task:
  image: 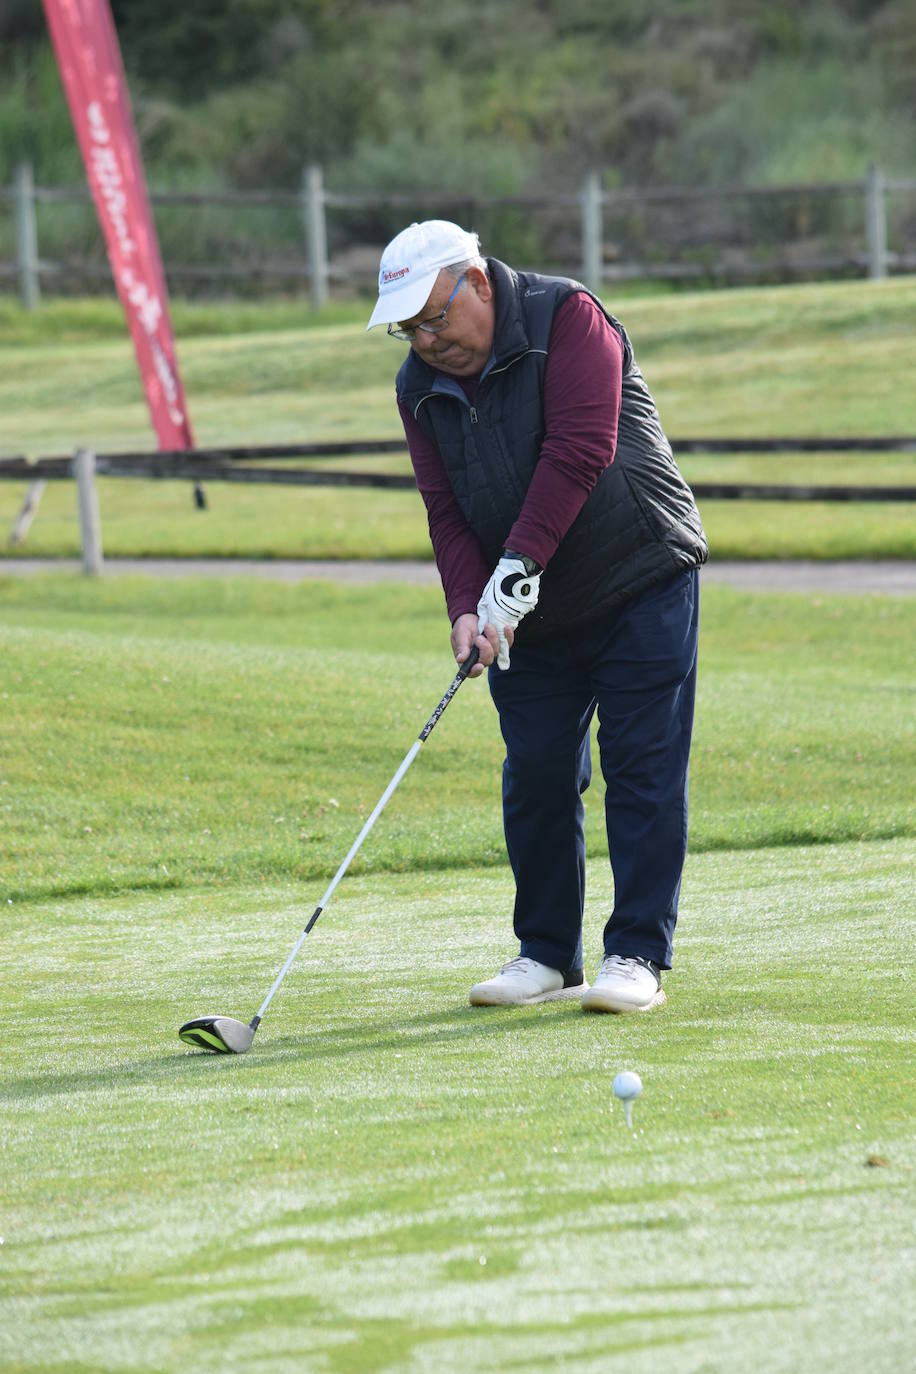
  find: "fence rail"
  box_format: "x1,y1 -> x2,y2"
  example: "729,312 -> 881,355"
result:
1,437 -> 913,502
3,163 -> 915,306
2,436 -> 915,467
3,438 -> 912,573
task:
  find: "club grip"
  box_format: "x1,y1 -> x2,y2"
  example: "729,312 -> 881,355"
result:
457,645 -> 481,679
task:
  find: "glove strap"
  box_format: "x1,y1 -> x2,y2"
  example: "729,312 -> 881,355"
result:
503,549 -> 542,576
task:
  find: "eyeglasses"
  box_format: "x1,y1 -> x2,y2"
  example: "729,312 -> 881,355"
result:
387,274 -> 466,342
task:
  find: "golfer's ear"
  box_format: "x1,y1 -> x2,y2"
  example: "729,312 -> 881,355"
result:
467,265 -> 492,301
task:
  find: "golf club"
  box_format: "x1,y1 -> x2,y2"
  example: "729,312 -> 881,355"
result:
179,646 -> 481,1054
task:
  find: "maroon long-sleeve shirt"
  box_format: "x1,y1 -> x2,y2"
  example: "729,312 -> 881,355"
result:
398,291 -> 624,624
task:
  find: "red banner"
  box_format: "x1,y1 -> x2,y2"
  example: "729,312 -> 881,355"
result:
42,0 -> 193,449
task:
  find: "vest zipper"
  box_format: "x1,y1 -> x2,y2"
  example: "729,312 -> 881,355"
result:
469,406 -> 478,423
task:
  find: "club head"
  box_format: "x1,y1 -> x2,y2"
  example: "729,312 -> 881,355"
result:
178,1015 -> 255,1055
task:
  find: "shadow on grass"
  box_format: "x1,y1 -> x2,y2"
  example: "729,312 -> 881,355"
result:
2,1002 -> 598,1103
32,1287 -> 793,1374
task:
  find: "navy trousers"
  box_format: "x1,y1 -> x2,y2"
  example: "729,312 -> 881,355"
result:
487,569 -> 699,973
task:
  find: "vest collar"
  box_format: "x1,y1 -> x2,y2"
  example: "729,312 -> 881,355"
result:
486,258 -> 531,368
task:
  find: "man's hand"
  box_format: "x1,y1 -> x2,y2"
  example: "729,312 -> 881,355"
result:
477,555 -> 541,671
451,613 -> 499,678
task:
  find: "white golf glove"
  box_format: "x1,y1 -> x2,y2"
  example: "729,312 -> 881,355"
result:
477,554 -> 541,670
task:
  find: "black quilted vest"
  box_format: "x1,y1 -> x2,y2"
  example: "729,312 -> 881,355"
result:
396,258 -> 708,641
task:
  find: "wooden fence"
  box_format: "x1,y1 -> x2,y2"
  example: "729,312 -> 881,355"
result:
1,436 -> 913,572
3,164 -> 916,308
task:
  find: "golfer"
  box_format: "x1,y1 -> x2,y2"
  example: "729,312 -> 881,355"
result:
368,221 -> 707,1013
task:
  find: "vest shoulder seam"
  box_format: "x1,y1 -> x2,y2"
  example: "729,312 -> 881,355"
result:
487,348 -> 548,378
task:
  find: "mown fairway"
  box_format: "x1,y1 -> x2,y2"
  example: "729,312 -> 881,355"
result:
1,275 -> 915,560
1,577 -> 913,901
1,575 -> 914,1372
3,847 -> 913,1374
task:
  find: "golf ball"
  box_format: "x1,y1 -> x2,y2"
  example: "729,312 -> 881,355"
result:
613,1071 -> 643,1102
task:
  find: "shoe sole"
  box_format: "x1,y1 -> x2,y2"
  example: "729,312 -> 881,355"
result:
581,987 -> 667,1014
469,983 -> 589,1007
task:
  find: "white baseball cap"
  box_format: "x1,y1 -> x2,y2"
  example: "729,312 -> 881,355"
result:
366,220 -> 481,331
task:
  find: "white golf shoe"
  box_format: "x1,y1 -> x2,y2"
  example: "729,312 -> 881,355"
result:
581,955 -> 666,1013
469,957 -> 588,1007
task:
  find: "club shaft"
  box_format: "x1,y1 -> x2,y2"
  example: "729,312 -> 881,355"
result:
254,920 -> 313,1022
254,649 -> 479,1023
255,739 -> 421,1019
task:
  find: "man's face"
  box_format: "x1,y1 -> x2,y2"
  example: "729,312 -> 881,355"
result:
401,267 -> 495,377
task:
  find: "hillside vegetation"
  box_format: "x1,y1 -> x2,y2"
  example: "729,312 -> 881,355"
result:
2,2 -> 914,198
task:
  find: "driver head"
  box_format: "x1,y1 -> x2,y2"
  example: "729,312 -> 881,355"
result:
178,1016 -> 255,1054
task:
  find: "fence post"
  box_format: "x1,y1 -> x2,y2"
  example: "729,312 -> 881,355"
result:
581,171 -> 603,296
75,447 -> 103,575
15,162 -> 41,310
865,163 -> 888,280
9,479 -> 46,547
301,163 -> 329,309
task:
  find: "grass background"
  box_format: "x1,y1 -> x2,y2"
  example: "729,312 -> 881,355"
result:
1,275 -> 915,560
1,273 -> 915,1370
2,836 -> 914,1372
1,577 -> 913,905
2,575 -> 915,1371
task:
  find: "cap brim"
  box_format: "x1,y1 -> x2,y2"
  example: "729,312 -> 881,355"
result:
366,267 -> 440,331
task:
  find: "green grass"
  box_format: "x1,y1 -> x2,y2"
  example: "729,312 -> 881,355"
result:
0,294 -> 373,346
1,275 -> 914,559
0,476 -> 433,561
1,577 -> 913,905
2,478 -> 915,561
1,575 -> 914,1371
2,845 -> 913,1373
